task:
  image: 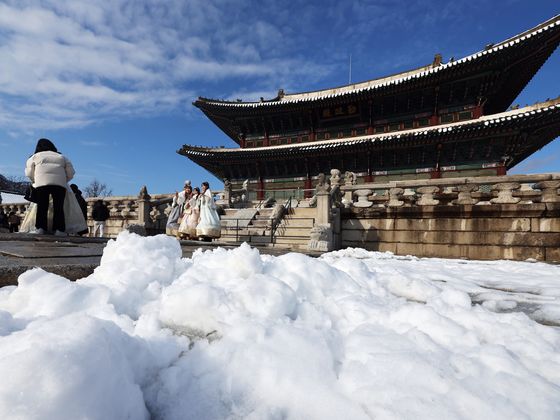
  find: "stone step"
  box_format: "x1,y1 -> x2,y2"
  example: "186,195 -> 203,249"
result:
278,218 -> 314,228
221,226 -> 266,236
291,207 -> 317,217
272,237 -> 310,246
256,209 -> 274,216
273,227 -> 312,237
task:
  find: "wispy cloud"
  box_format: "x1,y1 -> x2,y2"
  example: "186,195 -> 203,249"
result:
79,140 -> 104,147
511,152 -> 560,173
0,0 -> 534,135
0,0 -> 329,132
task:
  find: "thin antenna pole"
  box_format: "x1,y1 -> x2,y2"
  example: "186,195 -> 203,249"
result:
349,54 -> 352,84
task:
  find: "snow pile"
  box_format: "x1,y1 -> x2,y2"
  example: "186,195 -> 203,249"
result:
1,233 -> 560,419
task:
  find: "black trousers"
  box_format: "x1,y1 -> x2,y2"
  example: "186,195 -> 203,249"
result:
36,185 -> 66,232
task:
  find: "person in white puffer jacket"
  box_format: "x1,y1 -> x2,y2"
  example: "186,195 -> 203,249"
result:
25,138 -> 75,235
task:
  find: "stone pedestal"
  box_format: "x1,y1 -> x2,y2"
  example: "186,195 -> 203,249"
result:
534,181 -> 560,203
308,224 -> 334,252
491,183 -> 521,204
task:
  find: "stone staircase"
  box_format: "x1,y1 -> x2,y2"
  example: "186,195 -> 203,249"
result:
220,206 -> 316,250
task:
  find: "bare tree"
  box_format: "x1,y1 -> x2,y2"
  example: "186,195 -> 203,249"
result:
0,174 -> 29,194
5,175 -> 27,184
84,179 -> 113,198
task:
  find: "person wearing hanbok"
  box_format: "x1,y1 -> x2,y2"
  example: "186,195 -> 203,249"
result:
167,180 -> 191,233
19,186 -> 88,234
25,138 -> 75,235
176,186 -> 193,239
196,182 -> 221,240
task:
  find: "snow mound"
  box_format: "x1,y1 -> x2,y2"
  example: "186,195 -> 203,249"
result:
0,232 -> 559,419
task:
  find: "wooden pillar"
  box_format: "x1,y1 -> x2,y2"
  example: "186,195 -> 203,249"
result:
368,100 -> 373,134
472,104 -> 483,119
365,151 -> 373,182
304,178 -> 313,198
262,117 -> 269,146
430,86 -> 440,125
257,177 -> 265,200
430,169 -> 442,179
309,111 -> 315,141
497,164 -> 507,176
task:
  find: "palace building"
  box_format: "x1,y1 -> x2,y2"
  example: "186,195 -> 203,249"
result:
179,15 -> 560,199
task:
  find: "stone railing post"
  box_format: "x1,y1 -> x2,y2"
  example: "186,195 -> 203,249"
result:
534,180 -> 560,203
416,186 -> 440,206
223,178 -> 232,208
316,190 -> 332,225
490,182 -> 521,204
454,184 -> 479,205
137,186 -> 152,226
308,174 -> 336,252
353,189 -> 373,207
387,188 -> 405,207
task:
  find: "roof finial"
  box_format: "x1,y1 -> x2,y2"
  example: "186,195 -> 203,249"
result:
433,53 -> 442,67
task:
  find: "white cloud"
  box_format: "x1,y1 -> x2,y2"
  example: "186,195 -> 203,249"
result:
0,0 -> 534,134
0,0 -> 328,132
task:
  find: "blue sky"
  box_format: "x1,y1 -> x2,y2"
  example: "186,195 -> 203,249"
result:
0,0 -> 559,195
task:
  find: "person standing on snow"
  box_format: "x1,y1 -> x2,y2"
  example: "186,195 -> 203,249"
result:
25,138 -> 75,236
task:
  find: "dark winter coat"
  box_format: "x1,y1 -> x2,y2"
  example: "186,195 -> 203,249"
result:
74,191 -> 88,220
8,213 -> 20,226
92,202 -> 110,222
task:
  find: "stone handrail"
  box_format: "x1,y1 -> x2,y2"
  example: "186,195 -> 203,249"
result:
339,173 -> 560,208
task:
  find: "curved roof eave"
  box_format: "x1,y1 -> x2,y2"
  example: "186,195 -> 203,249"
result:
194,14 -> 560,109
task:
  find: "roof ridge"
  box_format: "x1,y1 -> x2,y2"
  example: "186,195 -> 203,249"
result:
195,14 -> 560,107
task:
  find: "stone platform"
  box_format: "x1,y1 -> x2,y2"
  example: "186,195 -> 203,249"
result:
0,233 -> 318,287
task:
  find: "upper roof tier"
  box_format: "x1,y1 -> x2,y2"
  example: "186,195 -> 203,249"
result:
194,14 -> 560,112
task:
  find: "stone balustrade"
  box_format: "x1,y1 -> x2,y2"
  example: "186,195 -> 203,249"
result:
308,171 -> 560,262
340,173 -> 560,208
0,187 -> 192,237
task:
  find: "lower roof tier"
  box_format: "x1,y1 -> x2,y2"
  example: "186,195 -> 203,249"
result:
179,99 -> 560,181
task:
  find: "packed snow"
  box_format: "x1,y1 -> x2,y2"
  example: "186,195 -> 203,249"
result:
0,232 -> 559,419
0,192 -> 26,204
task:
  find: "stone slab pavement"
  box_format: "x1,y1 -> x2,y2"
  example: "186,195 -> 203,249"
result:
0,233 -> 319,287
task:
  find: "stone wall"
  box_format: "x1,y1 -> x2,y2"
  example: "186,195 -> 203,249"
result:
339,173 -> 560,262
342,204 -> 560,262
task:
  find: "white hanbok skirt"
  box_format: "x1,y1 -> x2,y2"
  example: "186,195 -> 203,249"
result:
196,196 -> 221,238
20,185 -> 88,234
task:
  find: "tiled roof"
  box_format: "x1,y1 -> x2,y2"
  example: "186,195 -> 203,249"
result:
195,15 -> 560,108
180,99 -> 560,157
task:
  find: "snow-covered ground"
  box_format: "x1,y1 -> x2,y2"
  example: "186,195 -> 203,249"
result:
0,232 -> 559,419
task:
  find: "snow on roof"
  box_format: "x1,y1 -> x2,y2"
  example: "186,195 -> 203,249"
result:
182,99 -> 560,156
0,192 -> 26,204
197,15 -> 560,108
